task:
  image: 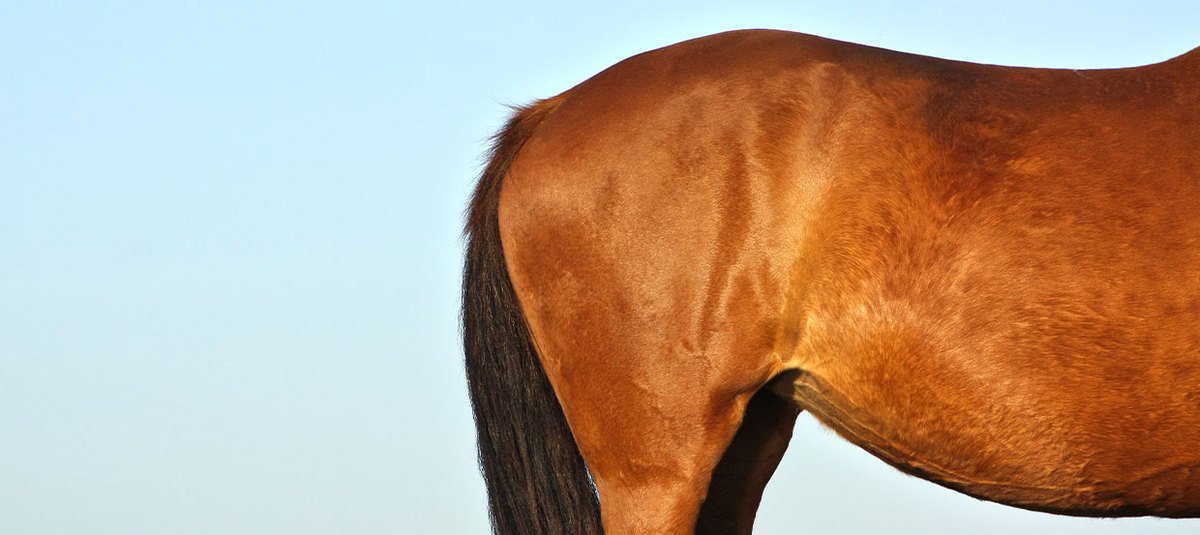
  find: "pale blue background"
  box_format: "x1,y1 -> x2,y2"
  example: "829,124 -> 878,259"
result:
3,1 -> 1199,533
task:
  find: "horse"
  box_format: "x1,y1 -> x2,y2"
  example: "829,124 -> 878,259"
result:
462,29 -> 1200,534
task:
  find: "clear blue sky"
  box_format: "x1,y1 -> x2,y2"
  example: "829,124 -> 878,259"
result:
2,1 -> 1198,533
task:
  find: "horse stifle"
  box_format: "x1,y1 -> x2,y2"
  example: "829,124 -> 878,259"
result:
462,30 -> 1200,534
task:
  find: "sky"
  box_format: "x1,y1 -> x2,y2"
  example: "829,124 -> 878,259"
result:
2,1 -> 1198,533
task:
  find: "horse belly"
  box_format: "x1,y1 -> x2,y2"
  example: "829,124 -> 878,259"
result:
775,339 -> 1200,517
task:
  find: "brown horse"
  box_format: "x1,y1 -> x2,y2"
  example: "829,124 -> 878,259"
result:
463,30 -> 1200,534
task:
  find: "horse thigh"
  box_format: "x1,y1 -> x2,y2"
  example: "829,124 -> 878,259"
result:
504,222 -> 785,532
499,124 -> 792,531
538,334 -> 774,534
508,277 -> 780,532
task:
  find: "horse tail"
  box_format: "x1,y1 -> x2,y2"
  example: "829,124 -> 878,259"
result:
462,97 -> 604,535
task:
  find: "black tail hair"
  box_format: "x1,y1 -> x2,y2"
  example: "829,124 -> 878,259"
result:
462,97 -> 604,534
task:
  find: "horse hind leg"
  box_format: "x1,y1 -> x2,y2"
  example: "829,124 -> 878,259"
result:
549,363 -> 778,534
534,344 -> 795,534
696,376 -> 802,534
509,300 -> 786,532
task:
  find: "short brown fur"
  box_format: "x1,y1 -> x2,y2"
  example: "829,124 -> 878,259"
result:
467,30 -> 1200,533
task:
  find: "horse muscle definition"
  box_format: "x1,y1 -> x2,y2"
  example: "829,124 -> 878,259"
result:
463,30 -> 1200,534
